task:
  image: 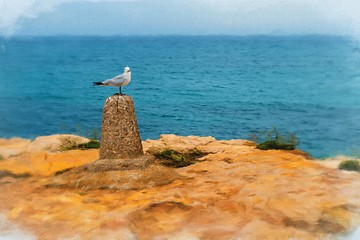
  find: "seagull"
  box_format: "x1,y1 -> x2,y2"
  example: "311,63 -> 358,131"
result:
93,66 -> 131,95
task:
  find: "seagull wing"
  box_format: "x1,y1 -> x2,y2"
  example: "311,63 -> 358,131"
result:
102,73 -> 126,86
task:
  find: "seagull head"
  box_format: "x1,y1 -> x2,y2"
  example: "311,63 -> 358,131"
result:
124,66 -> 131,73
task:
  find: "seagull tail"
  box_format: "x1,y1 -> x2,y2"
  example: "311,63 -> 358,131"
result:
93,82 -> 104,86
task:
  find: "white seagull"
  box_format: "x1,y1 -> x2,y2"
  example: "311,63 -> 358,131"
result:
93,66 -> 131,95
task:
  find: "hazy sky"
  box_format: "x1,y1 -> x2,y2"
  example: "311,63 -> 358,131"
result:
0,0 -> 360,37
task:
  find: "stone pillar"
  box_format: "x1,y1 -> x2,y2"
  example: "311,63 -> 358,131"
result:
99,95 -> 143,159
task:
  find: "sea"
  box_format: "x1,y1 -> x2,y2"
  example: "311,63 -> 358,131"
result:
0,35 -> 359,158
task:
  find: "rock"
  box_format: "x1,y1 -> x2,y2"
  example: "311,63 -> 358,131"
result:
143,134 -> 216,153
239,219 -> 317,240
317,205 -> 352,233
0,170 -> 31,179
45,95 -> 174,191
79,156 -> 155,172
47,156 -> 181,191
0,138 -> 31,158
0,149 -> 99,176
26,134 -> 90,152
100,95 -> 143,159
127,201 -> 193,238
0,134 -> 360,239
0,135 -> 97,177
318,155 -> 360,170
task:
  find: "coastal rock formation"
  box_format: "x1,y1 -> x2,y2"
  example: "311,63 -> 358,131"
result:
0,134 -> 92,158
47,156 -> 181,191
0,134 -> 99,176
0,138 -> 31,158
143,134 -> 217,153
0,149 -> 99,177
41,95 -> 182,191
100,95 -> 143,159
0,135 -> 359,239
26,134 -> 90,152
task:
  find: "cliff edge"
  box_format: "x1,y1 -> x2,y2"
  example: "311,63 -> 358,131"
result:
0,134 -> 359,239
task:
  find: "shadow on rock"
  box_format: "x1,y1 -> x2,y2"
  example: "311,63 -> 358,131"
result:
45,155 -> 181,191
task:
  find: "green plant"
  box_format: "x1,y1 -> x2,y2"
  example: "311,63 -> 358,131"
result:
153,148 -> 206,168
59,137 -> 100,151
154,149 -> 194,168
77,140 -> 100,149
338,160 -> 360,172
253,127 -> 297,150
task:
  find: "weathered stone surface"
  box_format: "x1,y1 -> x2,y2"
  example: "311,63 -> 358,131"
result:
143,134 -> 216,153
48,164 -> 181,191
0,149 -> 99,176
318,155 -> 360,170
0,135 -> 90,158
79,155 -> 155,172
100,95 -> 143,159
0,134 -> 359,239
27,134 -> 90,152
0,138 -> 31,158
46,155 -> 181,191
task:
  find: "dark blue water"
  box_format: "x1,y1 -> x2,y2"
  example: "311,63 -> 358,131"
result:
0,36 -> 359,158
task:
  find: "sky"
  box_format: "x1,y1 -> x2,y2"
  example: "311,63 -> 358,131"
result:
0,0 -> 360,37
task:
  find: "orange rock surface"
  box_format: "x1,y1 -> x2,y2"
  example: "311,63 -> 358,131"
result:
0,134 -> 359,239
0,134 -> 99,176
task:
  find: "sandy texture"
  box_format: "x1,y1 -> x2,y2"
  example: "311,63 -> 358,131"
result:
100,95 -> 143,159
0,134 -> 359,239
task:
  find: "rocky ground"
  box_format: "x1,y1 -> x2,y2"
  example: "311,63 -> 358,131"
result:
0,134 -> 359,239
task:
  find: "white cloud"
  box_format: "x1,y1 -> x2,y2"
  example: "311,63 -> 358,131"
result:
309,0 -> 360,36
0,0 -> 360,37
195,0 -> 360,37
0,0 -> 63,36
0,0 -> 136,36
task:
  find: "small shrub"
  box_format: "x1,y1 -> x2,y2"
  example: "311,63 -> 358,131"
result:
190,148 -> 204,157
59,137 -> 100,151
153,148 -> 206,168
76,140 -> 100,149
338,160 -> 360,172
154,149 -> 194,168
253,127 -> 297,151
0,154 -> 4,160
257,140 -> 296,150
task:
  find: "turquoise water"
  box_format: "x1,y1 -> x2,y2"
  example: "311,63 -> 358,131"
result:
0,36 -> 359,158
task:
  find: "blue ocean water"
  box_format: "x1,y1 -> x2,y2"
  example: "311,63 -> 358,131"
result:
0,36 -> 359,158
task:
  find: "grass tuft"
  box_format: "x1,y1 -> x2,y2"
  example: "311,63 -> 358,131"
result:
257,140 -> 296,150
60,137 -> 100,151
252,127 -> 297,151
153,148 -> 206,168
76,140 -> 100,150
338,160 -> 360,172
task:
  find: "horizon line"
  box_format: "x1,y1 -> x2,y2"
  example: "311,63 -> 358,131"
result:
0,33 -> 353,40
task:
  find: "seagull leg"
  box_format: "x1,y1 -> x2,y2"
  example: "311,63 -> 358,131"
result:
119,87 -> 122,95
